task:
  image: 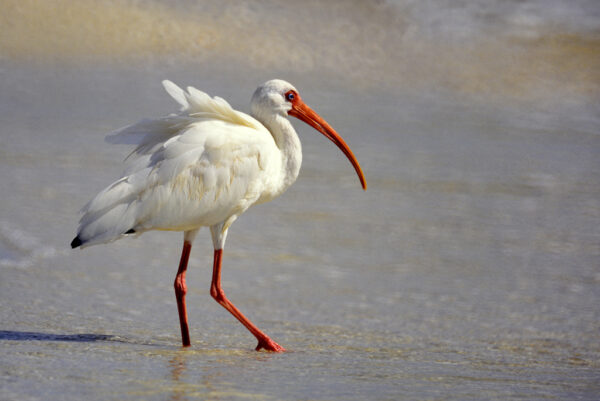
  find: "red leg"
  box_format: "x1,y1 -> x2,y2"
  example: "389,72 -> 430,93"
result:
210,249 -> 285,352
174,240 -> 192,347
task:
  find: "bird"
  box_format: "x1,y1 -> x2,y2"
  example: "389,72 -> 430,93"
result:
71,79 -> 366,352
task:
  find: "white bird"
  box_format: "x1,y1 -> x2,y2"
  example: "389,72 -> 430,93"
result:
71,79 -> 366,352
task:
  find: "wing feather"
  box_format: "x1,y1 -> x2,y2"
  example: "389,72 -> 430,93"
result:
106,81 -> 264,167
163,79 -> 189,109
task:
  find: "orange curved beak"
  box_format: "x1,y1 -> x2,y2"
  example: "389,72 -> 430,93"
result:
289,97 -> 367,190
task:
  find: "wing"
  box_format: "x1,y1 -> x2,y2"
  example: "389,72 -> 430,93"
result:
106,80 -> 266,175
75,82 -> 280,247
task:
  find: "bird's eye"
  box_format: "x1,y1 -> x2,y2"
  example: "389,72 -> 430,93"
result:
286,92 -> 295,101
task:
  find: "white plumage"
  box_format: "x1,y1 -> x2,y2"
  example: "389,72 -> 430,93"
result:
75,80 -> 287,248
71,79 -> 366,351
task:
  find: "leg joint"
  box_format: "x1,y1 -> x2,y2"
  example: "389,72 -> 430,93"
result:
210,285 -> 225,303
174,277 -> 187,297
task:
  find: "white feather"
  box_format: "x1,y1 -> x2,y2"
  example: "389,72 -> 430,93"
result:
162,79 -> 189,110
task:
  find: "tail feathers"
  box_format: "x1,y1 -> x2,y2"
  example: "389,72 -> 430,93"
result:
71,171 -> 146,249
71,236 -> 82,249
72,173 -> 145,249
71,227 -> 137,249
71,223 -> 141,249
75,201 -> 139,247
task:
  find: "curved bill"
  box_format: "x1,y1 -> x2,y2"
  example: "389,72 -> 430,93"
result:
289,97 -> 367,190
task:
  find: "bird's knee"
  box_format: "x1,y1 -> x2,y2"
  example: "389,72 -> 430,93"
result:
174,278 -> 187,297
210,285 -> 225,303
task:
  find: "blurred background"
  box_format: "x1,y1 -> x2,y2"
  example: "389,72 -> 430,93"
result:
1,1 -> 599,400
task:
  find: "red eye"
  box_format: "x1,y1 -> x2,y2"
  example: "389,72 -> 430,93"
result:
286,91 -> 295,101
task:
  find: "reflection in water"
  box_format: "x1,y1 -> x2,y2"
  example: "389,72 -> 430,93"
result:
168,352 -> 187,401
164,349 -> 278,400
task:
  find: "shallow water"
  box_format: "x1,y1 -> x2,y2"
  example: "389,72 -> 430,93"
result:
1,1 -> 599,400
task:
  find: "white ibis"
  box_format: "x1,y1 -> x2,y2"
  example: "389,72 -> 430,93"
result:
71,79 -> 366,352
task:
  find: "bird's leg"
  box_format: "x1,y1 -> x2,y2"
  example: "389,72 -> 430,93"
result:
210,249 -> 285,352
174,240 -> 192,347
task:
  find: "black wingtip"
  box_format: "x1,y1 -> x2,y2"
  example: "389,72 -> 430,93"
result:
70,236 -> 82,249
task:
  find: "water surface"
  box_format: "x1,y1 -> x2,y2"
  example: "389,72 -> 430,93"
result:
1,1 -> 599,400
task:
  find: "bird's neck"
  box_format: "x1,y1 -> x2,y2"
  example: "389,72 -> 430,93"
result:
260,114 -> 303,192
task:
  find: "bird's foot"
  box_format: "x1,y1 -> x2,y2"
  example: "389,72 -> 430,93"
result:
255,337 -> 286,352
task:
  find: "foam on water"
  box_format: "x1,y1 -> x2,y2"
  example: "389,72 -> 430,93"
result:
0,221 -> 58,269
1,0 -> 598,103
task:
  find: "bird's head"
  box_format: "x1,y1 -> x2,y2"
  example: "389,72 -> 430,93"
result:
252,79 -> 367,191
251,79 -> 298,117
